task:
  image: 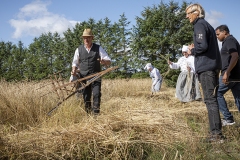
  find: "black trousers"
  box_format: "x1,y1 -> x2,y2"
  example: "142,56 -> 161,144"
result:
199,70 -> 222,135
83,80 -> 101,113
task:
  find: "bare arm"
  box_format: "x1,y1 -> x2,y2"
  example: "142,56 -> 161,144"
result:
71,48 -> 79,75
71,66 -> 78,75
100,59 -> 111,67
99,46 -> 111,67
223,52 -> 239,84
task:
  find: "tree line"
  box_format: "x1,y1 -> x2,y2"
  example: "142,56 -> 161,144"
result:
0,1 -> 193,87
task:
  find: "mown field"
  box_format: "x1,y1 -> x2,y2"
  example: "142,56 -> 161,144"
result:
0,78 -> 239,159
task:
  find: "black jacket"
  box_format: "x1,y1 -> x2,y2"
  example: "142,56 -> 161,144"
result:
191,18 -> 221,74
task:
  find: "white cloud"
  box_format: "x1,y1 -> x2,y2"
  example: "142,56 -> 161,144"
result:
205,10 -> 224,29
9,0 -> 79,39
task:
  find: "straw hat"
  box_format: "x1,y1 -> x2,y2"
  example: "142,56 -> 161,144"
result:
82,29 -> 94,37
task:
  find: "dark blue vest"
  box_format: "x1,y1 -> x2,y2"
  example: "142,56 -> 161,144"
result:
78,43 -> 101,77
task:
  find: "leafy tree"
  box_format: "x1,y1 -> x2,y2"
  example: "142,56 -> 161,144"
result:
112,13 -> 132,74
25,32 -> 62,80
11,41 -> 27,80
94,18 -> 117,71
0,42 -> 8,79
110,23 -> 121,68
51,32 -> 69,76
0,41 -> 27,81
63,24 -> 83,77
131,0 -> 193,86
101,18 -> 117,64
0,0 -> 194,83
0,42 -> 13,80
95,18 -> 115,54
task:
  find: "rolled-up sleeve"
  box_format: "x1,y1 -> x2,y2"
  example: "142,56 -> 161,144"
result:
72,48 -> 79,67
170,58 -> 181,69
170,63 -> 179,69
99,46 -> 111,61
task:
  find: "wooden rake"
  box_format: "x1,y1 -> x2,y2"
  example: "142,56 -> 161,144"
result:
44,66 -> 119,116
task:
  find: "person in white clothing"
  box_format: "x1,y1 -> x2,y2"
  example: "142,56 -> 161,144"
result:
168,45 -> 202,102
144,63 -> 162,92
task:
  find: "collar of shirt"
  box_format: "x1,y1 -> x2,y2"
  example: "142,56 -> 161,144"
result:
84,44 -> 93,53
192,17 -> 202,25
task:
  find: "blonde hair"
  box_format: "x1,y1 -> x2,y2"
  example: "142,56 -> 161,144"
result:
186,3 -> 205,18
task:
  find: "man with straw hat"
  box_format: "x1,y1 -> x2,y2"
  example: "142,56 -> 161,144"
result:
71,28 -> 111,115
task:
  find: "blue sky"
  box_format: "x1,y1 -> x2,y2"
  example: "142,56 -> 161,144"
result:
0,0 -> 239,47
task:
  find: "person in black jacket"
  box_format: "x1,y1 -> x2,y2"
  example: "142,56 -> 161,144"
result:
215,25 -> 240,126
71,29 -> 111,115
185,4 -> 224,143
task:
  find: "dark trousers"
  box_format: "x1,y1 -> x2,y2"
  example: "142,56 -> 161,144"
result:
217,76 -> 240,120
83,80 -> 102,113
199,71 -> 222,135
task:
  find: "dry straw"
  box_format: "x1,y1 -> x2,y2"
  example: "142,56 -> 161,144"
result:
0,79 -> 239,159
